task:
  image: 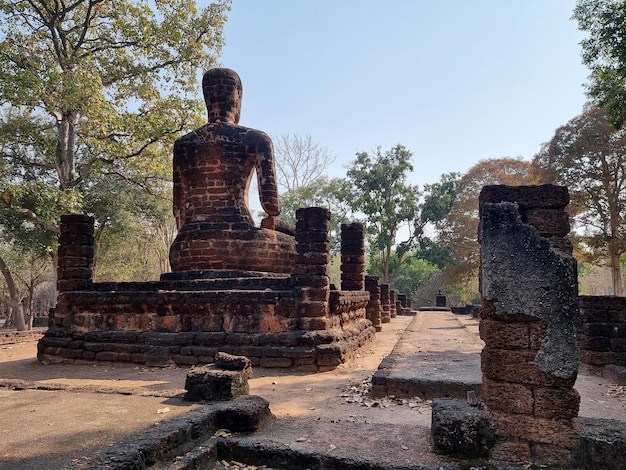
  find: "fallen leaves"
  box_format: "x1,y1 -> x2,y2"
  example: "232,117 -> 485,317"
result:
605,384 -> 626,410
339,376 -> 431,413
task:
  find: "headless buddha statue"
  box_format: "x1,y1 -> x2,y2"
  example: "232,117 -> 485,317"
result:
169,68 -> 296,273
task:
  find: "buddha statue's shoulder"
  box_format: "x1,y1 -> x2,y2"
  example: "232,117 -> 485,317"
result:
175,122 -> 249,147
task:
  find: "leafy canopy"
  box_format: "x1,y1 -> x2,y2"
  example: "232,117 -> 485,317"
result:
0,0 -> 230,235
574,0 -> 626,128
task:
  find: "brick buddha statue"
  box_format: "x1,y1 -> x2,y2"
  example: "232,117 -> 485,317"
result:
169,68 -> 296,273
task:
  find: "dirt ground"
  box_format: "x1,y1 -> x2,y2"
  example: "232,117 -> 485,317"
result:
1,314 -> 625,469
0,317 -> 418,469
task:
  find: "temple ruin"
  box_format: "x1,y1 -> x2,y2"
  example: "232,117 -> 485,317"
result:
37,68 -> 381,370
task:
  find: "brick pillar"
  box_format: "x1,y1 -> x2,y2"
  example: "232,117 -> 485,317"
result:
380,283 -> 391,323
54,215 -> 95,328
479,185 -> 579,465
340,223 -> 365,290
365,275 -> 382,332
58,215 -> 95,292
292,207 -> 331,330
388,289 -> 396,320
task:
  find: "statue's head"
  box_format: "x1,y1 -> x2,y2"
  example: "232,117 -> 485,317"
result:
202,68 -> 243,124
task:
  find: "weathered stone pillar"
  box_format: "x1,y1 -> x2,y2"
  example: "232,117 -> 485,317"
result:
380,283 -> 391,324
479,185 -> 579,465
365,275 -> 382,332
292,207 -> 331,330
54,214 -> 95,328
340,223 -> 365,291
388,289 -> 397,320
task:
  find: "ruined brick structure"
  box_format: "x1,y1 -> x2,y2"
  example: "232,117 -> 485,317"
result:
365,276 -> 382,332
389,289 -> 397,319
479,185 -> 580,464
38,68 -> 375,370
340,223 -> 365,290
380,283 -> 391,323
579,295 -> 626,380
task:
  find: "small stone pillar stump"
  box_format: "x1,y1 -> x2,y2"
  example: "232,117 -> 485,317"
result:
340,223 -> 365,291
479,185 -> 579,465
185,352 -> 252,401
365,275 -> 382,332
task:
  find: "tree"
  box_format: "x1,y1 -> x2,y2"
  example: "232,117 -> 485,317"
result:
343,145 -> 419,284
533,107 -> 626,295
0,1 -> 229,329
343,145 -> 457,284
82,174 -> 175,281
440,158 -> 537,284
573,0 -> 626,128
273,133 -> 336,193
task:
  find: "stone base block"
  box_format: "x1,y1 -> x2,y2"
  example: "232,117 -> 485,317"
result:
216,395 -> 274,433
431,398 -> 495,458
572,417 -> 626,470
185,364 -> 250,402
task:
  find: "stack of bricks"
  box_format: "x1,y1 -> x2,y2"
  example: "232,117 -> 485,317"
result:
479,185 -> 579,465
292,207 -> 331,330
389,289 -> 397,319
380,283 -> 391,323
579,296 -> 626,373
365,275 -> 382,332
340,223 -> 365,291
57,214 -> 95,293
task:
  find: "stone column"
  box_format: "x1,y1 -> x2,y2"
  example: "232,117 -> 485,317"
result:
340,223 -> 365,291
389,289 -> 397,320
57,215 -> 95,292
479,185 -> 579,465
292,207 -> 331,330
380,283 -> 391,324
55,214 -> 95,328
365,275 -> 382,332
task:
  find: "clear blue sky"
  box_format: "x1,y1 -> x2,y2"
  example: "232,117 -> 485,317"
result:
216,0 -> 588,189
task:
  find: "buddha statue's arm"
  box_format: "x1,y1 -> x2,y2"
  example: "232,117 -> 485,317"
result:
172,140 -> 185,229
250,131 -> 281,217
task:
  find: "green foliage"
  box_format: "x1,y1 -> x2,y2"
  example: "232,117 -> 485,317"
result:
82,175 -> 175,281
420,172 -> 460,230
344,145 -> 419,254
0,0 -> 229,286
368,251 -> 439,299
342,146 -> 457,284
0,0 -> 229,236
574,0 -> 626,128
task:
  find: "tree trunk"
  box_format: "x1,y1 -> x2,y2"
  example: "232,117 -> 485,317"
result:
608,239 -> 623,296
55,111 -> 78,189
0,255 -> 26,331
